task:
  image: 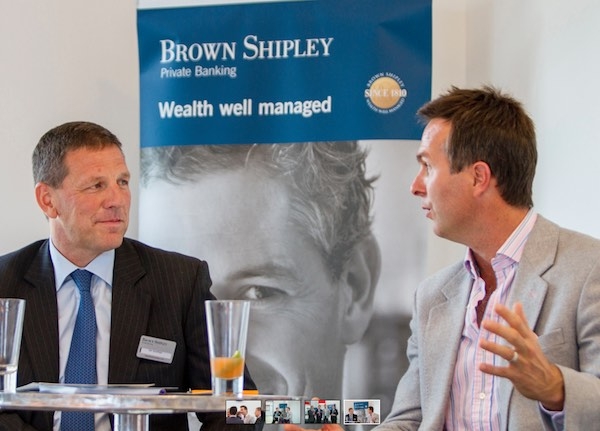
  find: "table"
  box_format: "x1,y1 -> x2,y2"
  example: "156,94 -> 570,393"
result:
0,392 -> 278,431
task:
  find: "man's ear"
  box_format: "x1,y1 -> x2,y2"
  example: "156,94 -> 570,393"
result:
340,233 -> 381,345
472,161 -> 493,197
35,182 -> 58,219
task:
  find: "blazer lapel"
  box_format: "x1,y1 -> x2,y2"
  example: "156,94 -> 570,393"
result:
422,268 -> 473,426
22,241 -> 60,383
498,216 -> 556,427
508,216 -> 556,327
108,240 -> 152,384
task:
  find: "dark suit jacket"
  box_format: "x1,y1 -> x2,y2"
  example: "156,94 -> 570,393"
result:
225,416 -> 244,425
345,414 -> 357,423
0,238 -> 255,430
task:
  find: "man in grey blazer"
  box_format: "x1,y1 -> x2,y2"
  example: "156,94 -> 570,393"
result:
0,121 -> 255,430
376,86 -> 600,430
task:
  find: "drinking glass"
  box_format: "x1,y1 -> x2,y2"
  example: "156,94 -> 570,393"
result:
0,298 -> 26,393
205,300 -> 250,397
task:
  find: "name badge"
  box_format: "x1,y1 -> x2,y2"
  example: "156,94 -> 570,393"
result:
137,335 -> 176,364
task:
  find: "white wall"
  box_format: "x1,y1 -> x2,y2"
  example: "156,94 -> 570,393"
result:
0,0 -> 140,254
465,0 -> 600,241
1,0 -> 598,274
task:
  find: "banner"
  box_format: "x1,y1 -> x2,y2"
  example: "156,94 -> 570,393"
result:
137,0 -> 432,424
137,0 -> 432,146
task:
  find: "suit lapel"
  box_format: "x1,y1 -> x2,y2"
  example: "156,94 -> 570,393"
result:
498,216 -> 556,427
508,216 -> 555,324
22,241 -> 60,383
422,268 -> 472,426
108,240 -> 152,384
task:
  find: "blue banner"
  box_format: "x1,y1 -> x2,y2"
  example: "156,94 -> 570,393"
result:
137,0 -> 432,146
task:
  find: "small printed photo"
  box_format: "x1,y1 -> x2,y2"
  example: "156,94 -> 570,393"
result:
303,398 -> 341,424
265,399 -> 302,424
343,399 -> 381,425
225,399 -> 263,425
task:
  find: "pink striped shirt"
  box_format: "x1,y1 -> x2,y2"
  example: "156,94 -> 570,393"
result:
444,210 -> 537,431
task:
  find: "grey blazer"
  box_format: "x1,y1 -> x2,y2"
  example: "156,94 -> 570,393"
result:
0,238 -> 253,431
379,216 -> 600,430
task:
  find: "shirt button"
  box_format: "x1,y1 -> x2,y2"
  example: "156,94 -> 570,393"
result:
479,393 -> 486,400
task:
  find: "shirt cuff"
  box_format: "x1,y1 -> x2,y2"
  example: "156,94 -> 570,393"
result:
539,403 -> 564,431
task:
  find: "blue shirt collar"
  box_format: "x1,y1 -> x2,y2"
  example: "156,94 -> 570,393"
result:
48,240 -> 115,290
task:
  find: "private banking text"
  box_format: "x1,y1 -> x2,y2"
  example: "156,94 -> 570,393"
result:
160,65 -> 237,79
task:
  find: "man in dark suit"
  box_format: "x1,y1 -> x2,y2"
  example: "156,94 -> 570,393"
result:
0,121 -> 255,430
254,407 -> 263,423
226,407 -> 244,425
344,408 -> 357,424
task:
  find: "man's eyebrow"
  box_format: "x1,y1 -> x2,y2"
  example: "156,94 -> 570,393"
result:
229,262 -> 302,282
84,171 -> 130,181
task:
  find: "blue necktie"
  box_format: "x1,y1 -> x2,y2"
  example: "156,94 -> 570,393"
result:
62,269 -> 96,431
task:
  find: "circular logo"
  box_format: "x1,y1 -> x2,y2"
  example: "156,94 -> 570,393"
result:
364,72 -> 407,114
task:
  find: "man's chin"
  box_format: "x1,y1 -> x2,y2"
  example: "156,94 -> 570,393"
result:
245,355 -> 295,396
100,234 -> 126,249
253,373 -> 290,396
254,373 -> 322,398
249,366 -> 293,395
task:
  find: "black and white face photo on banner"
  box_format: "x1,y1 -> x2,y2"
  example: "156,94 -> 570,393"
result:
139,139 -> 428,417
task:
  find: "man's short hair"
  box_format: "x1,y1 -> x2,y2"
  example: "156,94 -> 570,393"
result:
33,121 -> 123,187
417,86 -> 537,208
141,142 -> 376,279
